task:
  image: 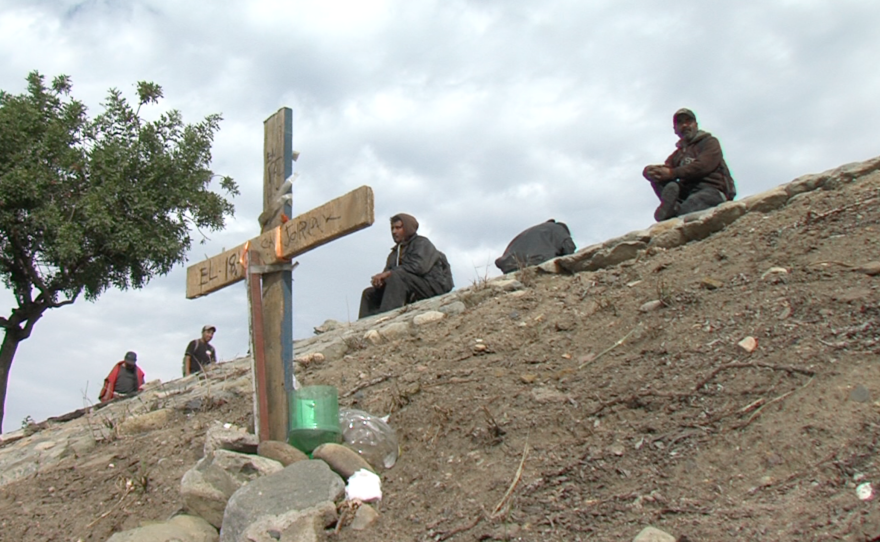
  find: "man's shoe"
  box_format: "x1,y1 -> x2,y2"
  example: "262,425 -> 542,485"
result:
654,182 -> 680,222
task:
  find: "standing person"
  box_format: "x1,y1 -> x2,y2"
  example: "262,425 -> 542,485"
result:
495,219 -> 576,274
100,351 -> 145,402
643,108 -> 736,222
359,213 -> 454,319
184,325 -> 217,376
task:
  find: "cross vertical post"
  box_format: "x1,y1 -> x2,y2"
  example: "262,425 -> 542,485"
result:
260,108 -> 294,442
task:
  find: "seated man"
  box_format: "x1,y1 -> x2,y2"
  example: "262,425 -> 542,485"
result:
359,213 -> 454,319
99,351 -> 145,402
643,108 -> 736,222
495,219 -> 576,274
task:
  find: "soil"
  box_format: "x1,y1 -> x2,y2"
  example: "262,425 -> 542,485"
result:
3,171 -> 880,541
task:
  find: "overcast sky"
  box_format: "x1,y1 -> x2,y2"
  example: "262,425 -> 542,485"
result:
2,0 -> 879,430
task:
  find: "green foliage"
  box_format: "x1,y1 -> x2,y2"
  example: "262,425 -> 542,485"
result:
0,71 -> 239,340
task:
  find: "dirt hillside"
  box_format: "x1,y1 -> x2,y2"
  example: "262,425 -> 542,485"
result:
3,168 -> 880,541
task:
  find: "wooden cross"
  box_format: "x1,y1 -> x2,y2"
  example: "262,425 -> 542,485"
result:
185,107 -> 374,442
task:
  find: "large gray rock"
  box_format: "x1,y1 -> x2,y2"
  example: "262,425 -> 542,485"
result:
204,424 -> 260,455
220,460 -> 344,542
582,241 -> 646,272
741,186 -> 790,213
681,201 -> 746,242
106,514 -> 218,542
181,450 -> 284,528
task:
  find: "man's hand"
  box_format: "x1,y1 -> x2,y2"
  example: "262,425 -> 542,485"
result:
644,165 -> 675,182
371,271 -> 391,288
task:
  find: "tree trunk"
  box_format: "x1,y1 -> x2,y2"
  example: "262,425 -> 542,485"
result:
0,330 -> 21,434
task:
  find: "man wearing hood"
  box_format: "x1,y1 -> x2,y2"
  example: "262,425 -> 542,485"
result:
643,108 -> 736,222
359,213 -> 454,319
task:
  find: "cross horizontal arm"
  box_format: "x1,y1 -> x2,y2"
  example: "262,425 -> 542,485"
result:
186,185 -> 374,299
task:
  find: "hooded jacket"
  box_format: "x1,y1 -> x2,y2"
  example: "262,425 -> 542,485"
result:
665,130 -> 736,200
495,220 -> 576,274
100,361 -> 145,402
383,231 -> 454,294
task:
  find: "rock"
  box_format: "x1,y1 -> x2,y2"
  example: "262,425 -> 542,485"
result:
700,277 -> 724,290
761,267 -> 789,280
851,385 -> 872,403
320,339 -> 349,362
531,387 -> 570,403
413,311 -> 446,326
556,242 -> 605,273
258,440 -> 309,467
584,241 -> 646,272
313,319 -> 342,334
834,288 -> 873,303
106,514 -> 218,542
204,424 -> 259,455
363,329 -> 382,345
220,460 -> 343,542
440,301 -> 466,316
181,450 -> 284,528
312,442 -> 375,478
640,300 -> 664,312
537,258 -> 562,273
294,352 -> 325,366
181,463 -> 238,528
681,201 -> 746,242
34,440 -> 56,451
379,322 -> 411,342
742,187 -> 790,213
491,278 -> 524,291
737,336 -> 758,353
855,262 -> 880,276
785,173 -> 827,197
118,408 -> 174,435
648,226 -> 686,250
520,374 -> 537,384
349,504 -> 380,531
211,449 -> 284,483
633,526 -> 676,542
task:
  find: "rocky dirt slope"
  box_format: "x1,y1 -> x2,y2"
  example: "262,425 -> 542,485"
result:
3,158 -> 880,541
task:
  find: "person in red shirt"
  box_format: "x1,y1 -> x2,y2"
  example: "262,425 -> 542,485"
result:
100,351 -> 145,402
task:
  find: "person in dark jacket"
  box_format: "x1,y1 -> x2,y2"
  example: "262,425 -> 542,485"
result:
643,108 -> 736,222
495,219 -> 576,274
359,213 -> 454,319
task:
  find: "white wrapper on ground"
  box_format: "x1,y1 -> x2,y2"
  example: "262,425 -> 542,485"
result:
345,469 -> 382,502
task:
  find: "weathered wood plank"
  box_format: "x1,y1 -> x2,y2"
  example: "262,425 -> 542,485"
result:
185,185 -> 374,299
277,184 -> 374,260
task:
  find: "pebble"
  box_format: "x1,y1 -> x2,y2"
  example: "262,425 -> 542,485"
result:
737,336 -> 758,353
701,277 -> 724,290
639,300 -> 663,312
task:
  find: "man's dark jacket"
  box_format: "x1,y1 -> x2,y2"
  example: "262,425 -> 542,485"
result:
495,220 -> 576,274
665,130 -> 736,200
384,234 -> 454,294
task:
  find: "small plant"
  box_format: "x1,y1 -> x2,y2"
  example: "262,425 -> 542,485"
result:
656,279 -> 674,307
20,415 -> 34,430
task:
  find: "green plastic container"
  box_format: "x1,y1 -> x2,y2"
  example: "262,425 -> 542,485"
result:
288,385 -> 342,454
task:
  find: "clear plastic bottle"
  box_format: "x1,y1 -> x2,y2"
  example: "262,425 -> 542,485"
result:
338,409 -> 399,470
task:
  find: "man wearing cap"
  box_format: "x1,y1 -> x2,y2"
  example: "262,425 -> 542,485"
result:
359,213 -> 454,319
643,108 -> 736,222
183,325 -> 217,376
99,351 -> 145,402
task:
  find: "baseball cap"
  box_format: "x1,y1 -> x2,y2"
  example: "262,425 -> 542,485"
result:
202,325 -> 217,333
673,108 -> 696,122
124,351 -> 137,363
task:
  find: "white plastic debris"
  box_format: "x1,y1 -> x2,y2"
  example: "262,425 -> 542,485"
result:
857,482 -> 874,501
345,469 -> 382,502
